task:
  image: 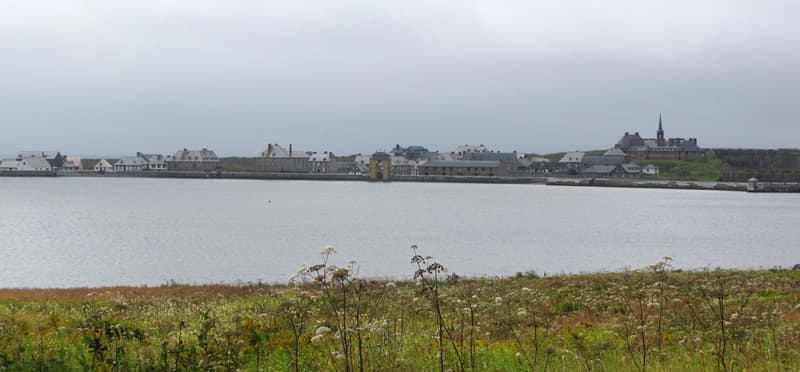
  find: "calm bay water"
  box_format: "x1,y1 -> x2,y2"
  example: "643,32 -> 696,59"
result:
0,177 -> 798,288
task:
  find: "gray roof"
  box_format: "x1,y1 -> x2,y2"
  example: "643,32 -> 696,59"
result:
582,155 -> 625,166
420,160 -> 501,168
581,165 -> 617,174
603,148 -> 627,157
371,152 -> 391,161
616,133 -> 643,149
464,152 -> 516,163
172,148 -> 218,161
114,156 -> 147,166
19,151 -> 61,159
140,153 -> 166,164
18,157 -> 52,170
420,152 -> 454,161
0,159 -> 19,169
676,142 -> 701,151
265,144 -> 311,158
559,152 -> 585,163
621,163 -> 642,173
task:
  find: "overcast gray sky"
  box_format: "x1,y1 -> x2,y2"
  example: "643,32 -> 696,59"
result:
1,1 -> 798,156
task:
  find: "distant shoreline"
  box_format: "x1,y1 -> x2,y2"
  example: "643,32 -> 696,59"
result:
0,169 -> 767,192
0,266 -> 795,293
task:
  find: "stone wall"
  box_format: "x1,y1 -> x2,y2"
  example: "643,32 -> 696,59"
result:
167,160 -> 219,172
255,158 -> 310,173
714,149 -> 800,182
713,149 -> 800,169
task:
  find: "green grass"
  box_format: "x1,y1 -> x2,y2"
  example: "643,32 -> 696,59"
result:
1,262 -> 798,371
634,152 -> 725,181
219,157 -> 259,172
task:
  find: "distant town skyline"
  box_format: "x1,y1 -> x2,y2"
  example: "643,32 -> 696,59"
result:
1,1 -> 798,156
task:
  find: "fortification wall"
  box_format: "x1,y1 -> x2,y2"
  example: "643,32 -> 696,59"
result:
713,149 -> 800,169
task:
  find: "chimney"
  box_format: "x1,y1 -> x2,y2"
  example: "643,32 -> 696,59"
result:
267,144 -> 273,157
289,144 -> 293,157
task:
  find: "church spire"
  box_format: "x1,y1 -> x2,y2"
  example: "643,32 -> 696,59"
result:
657,113 -> 665,145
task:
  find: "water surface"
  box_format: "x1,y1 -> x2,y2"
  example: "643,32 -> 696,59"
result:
0,177 -> 798,287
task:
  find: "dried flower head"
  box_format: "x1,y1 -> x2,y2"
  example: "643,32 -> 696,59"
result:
315,326 -> 331,336
320,245 -> 336,256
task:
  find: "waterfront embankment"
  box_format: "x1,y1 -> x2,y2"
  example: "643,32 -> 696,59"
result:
545,177 -> 748,192
5,169 -> 798,192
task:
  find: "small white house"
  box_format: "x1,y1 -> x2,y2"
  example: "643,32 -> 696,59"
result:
558,151 -> 585,169
63,156 -> 83,171
113,156 -> 147,172
643,164 -> 659,175
94,159 -> 113,173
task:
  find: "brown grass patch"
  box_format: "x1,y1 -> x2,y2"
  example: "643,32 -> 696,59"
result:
0,284 -> 271,301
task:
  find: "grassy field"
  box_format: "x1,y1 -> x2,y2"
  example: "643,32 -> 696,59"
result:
1,249 -> 798,371
219,157 -> 259,172
634,152 -> 725,182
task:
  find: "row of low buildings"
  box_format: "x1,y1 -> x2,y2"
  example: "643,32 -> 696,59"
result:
97,149 -> 220,173
0,149 -> 219,173
253,141 -> 665,179
557,149 -> 659,178
1,115 -> 698,178
0,151 -> 81,172
257,143 -> 555,178
255,114 -> 692,179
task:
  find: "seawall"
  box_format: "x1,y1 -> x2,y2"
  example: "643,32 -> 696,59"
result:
0,171 -> 56,177
546,178 -> 747,192
7,170 -> 798,192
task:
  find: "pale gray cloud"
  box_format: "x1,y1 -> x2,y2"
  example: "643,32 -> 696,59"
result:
1,0 -> 798,156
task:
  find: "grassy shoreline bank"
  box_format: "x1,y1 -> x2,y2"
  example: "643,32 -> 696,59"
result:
1,266 -> 799,370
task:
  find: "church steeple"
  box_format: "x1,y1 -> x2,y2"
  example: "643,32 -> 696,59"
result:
657,113 -> 665,145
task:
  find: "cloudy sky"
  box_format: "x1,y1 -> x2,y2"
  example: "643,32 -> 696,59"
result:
1,1 -> 798,156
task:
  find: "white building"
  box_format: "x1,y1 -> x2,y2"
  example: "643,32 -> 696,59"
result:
62,156 -> 82,171
643,164 -> 660,175
113,156 -> 147,172
0,159 -> 19,171
308,152 -> 336,173
18,151 -> 64,169
558,151 -> 585,169
391,155 -> 420,176
17,157 -> 53,171
94,159 -> 113,173
139,153 -> 168,171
